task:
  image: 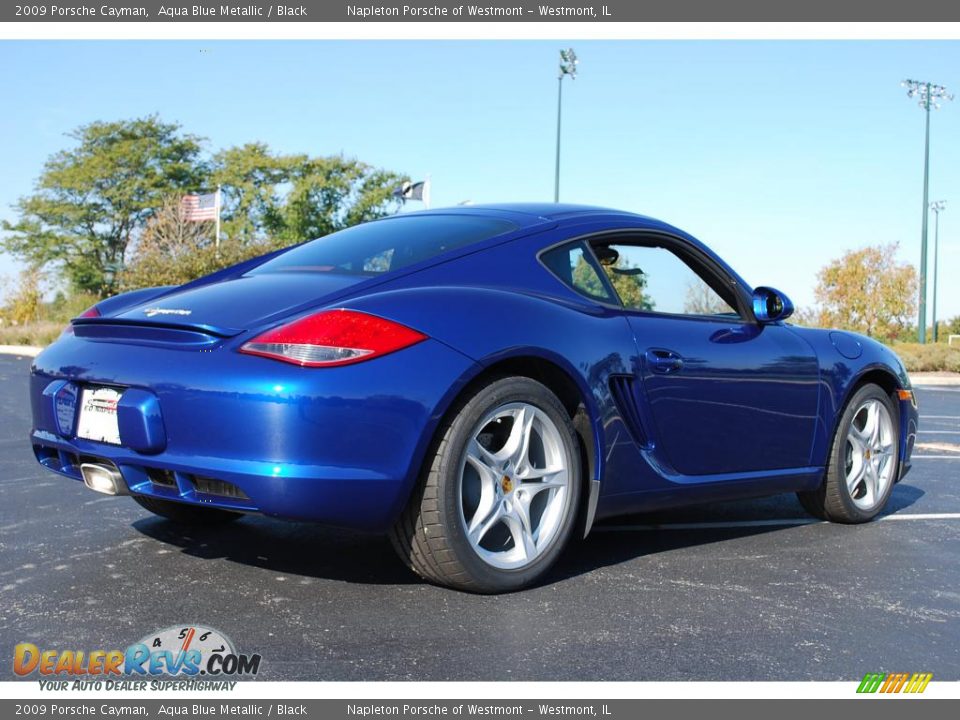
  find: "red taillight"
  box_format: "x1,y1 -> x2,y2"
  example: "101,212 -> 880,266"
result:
62,304 -> 101,336
239,309 -> 427,368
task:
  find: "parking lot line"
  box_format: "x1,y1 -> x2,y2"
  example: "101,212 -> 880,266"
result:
911,455 -> 960,459
596,513 -> 960,532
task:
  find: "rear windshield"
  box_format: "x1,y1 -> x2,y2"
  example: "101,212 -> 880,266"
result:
250,215 -> 518,276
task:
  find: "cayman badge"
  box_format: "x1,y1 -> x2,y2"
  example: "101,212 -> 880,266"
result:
143,308 -> 192,318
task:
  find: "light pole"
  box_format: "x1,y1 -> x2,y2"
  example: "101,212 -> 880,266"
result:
930,200 -> 946,342
554,48 -> 578,203
902,79 -> 953,343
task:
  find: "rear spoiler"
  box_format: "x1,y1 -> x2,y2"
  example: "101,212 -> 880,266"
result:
71,317 -> 244,338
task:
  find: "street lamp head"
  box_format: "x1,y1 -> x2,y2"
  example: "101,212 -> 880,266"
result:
930,200 -> 947,213
902,79 -> 954,110
559,48 -> 578,79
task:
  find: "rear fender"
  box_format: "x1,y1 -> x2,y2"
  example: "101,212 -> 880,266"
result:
342,284 -> 640,522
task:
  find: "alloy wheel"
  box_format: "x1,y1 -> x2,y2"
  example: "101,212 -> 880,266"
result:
458,402 -> 571,570
844,398 -> 896,511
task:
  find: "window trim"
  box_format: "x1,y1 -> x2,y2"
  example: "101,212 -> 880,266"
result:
540,239 -> 618,305
537,229 -> 756,324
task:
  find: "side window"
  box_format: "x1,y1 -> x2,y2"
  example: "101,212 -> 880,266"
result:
541,241 -> 615,304
592,243 -> 739,317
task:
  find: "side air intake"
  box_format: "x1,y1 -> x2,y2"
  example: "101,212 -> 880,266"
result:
608,375 -> 650,449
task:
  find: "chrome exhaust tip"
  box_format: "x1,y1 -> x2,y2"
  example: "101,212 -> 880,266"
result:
80,462 -> 128,496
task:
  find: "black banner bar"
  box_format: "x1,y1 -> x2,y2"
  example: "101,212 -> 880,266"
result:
3,0 -> 960,23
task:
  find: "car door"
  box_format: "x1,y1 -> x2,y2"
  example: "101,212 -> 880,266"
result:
589,236 -> 820,477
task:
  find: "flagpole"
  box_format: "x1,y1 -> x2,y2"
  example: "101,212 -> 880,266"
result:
215,184 -> 222,254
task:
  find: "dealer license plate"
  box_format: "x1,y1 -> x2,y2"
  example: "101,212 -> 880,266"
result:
76,386 -> 123,445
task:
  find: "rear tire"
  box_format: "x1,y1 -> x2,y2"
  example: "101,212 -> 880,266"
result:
797,383 -> 899,523
390,377 -> 582,593
133,495 -> 243,525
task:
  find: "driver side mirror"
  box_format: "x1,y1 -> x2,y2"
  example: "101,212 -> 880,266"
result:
752,286 -> 794,323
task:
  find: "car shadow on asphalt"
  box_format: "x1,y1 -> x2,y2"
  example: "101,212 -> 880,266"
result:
132,515 -> 419,585
130,484 -> 925,591
553,483 -> 927,584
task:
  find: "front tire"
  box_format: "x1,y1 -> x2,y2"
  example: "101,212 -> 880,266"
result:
391,377 -> 582,593
797,383 -> 899,523
133,495 -> 243,525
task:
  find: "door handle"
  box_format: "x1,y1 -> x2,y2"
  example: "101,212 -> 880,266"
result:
646,348 -> 684,374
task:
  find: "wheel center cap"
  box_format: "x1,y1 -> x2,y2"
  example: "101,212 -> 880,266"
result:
864,448 -> 872,460
500,475 -> 514,494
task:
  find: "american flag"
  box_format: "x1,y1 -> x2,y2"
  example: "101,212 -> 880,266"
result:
180,192 -> 219,222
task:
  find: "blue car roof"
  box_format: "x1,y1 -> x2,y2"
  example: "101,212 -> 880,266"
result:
407,203 -> 754,297
411,203 -> 649,227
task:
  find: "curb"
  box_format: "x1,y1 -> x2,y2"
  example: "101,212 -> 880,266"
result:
910,373 -> 960,387
0,345 -> 42,357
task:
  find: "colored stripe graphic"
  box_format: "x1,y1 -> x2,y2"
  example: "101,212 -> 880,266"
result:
857,673 -> 885,693
857,672 -> 932,693
905,673 -> 933,693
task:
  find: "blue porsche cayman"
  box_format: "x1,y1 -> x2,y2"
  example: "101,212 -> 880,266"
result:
29,204 -> 918,592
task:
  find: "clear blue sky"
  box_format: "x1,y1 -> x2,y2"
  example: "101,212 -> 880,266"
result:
1,40 -> 958,319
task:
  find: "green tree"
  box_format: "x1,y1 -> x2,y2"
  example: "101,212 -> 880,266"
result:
209,143 -> 290,244
212,145 -> 406,246
2,116 -> 205,296
813,243 -> 917,341
943,316 -> 960,341
571,255 -> 608,298
571,254 -> 654,310
4,116 -> 408,299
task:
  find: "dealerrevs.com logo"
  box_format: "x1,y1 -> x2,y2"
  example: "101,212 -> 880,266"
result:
14,625 -> 261,687
857,672 -> 933,694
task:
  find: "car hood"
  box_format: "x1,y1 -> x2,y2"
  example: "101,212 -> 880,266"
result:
108,272 -> 363,336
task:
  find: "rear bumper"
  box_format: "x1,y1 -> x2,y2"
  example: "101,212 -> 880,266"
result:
29,333 -> 476,531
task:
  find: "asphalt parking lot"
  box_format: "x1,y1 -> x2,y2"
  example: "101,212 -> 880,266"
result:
1,352 -> 958,681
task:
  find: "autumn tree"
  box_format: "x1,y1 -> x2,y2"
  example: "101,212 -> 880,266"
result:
606,261 -> 654,311
2,267 -> 46,325
684,279 -> 733,315
120,196 -> 269,291
813,243 -> 917,341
